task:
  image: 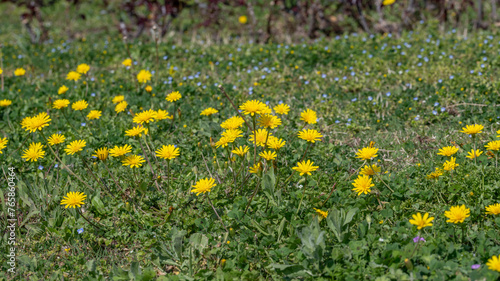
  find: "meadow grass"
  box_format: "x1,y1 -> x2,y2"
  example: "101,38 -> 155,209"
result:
0,25 -> 500,280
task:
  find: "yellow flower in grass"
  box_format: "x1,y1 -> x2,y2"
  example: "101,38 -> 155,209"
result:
215,136 -> 232,148
145,85 -> 152,92
300,109 -> 317,124
155,109 -> 172,120
66,71 -> 81,81
239,100 -> 267,116
122,155 -> 145,168
122,58 -> 132,67
382,0 -> 396,6
497,130 -> 500,138
0,67 -> 2,75
137,70 -> 152,83
485,203 -> 500,215
166,91 -> 182,102
0,138 -> 7,153
460,124 -> 484,135
444,205 -> 470,224
14,68 -> 26,76
314,208 -> 328,219
232,146 -> 249,157
222,129 -> 243,141
53,99 -> 70,109
292,160 -> 319,176
238,15 -> 248,24
125,126 -> 148,137
485,140 -> 500,151
298,129 -> 323,143
257,114 -> 282,129
360,164 -> 381,176
201,108 -> 219,116
221,116 -> 245,130
115,101 -> 128,113
352,175 -> 374,195
487,256 -> 500,272
466,149 -> 483,159
22,142 -> 45,162
109,144 -> 132,157
60,192 -> 86,208
23,112 -> 51,133
426,168 -> 443,179
409,212 -> 434,229
65,140 -> 86,155
249,163 -> 262,174
87,110 -> 102,120
0,99 -> 12,107
93,147 -> 109,161
443,157 -> 459,171
259,150 -> 277,161
76,63 -> 90,74
156,145 -> 180,160
47,134 -> 65,146
267,136 -> 286,150
133,109 -> 156,124
72,100 -> 88,111
112,95 -> 125,104
273,103 -> 290,115
249,129 -> 272,147
437,146 -> 459,156
355,147 -> 378,160
58,85 -> 69,95
191,177 -> 216,196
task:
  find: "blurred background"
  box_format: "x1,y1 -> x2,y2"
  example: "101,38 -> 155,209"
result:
0,0 -> 499,44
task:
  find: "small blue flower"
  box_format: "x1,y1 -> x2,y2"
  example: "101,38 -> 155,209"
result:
77,228 -> 84,234
386,92 -> 391,97
413,97 -> 418,101
81,123 -> 86,126
91,93 -> 96,97
368,96 -> 373,101
335,120 -> 340,124
54,164 -> 59,168
440,107 -> 446,112
38,165 -> 43,170
432,110 -> 438,115
351,98 -> 357,102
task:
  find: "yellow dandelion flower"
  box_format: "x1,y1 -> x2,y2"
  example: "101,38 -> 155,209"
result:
249,163 -> 262,174
122,58 -> 132,67
267,136 -> 286,150
222,129 -> 243,141
351,175 -> 374,195
200,108 -> 218,116
292,160 -> 319,176
115,101 -> 128,113
443,157 -> 459,171
76,63 -> 90,74
125,126 -> 147,137
87,110 -> 102,120
0,99 -> 12,107
23,112 -> 51,133
249,129 -> 272,147
72,100 -> 88,111
93,147 -> 109,161
0,138 -> 8,154
360,164 -> 381,176
300,109 -> 317,124
409,212 -> 434,229
238,15 -> 248,24
460,124 -> 484,135
137,70 -> 152,84
485,203 -> 500,215
53,99 -> 70,109
426,168 -> 443,179
465,149 -> 483,159
122,155 -> 145,168
154,109 -> 172,120
133,109 -> 156,124
273,103 -> 290,115
314,208 -> 328,219
156,145 -> 180,160
232,146 -> 249,157
112,95 -> 125,104
259,150 -> 277,161
166,91 -> 182,102
109,144 -> 132,157
444,205 -> 470,224
382,0 -> 396,6
437,146 -> 459,156
47,134 -> 65,146
191,177 -> 216,196
58,85 -> 69,95
355,147 -> 378,161
257,114 -> 282,129
239,100 -> 267,116
485,140 -> 500,151
60,192 -> 86,208
22,142 -> 45,162
221,116 -> 245,130
14,68 -> 26,76
66,71 -> 81,81
298,129 -> 323,143
486,255 -> 500,272
65,140 -> 86,155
